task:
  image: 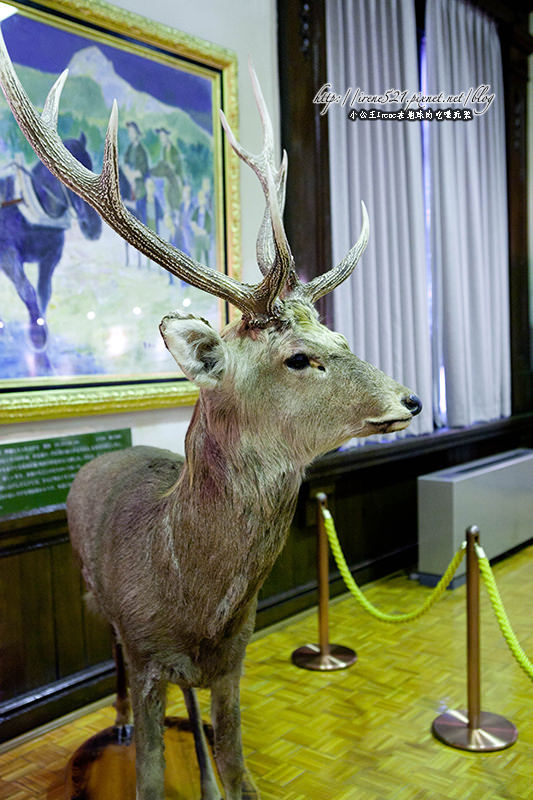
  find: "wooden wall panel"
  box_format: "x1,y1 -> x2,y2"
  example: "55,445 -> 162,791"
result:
51,543 -> 86,678
0,555 -> 24,701
18,548 -> 56,691
0,512 -> 113,742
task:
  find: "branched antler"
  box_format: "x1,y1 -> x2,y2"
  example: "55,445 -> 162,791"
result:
220,60 -> 370,305
0,33 -> 370,325
220,58 -> 296,309
299,201 -> 369,303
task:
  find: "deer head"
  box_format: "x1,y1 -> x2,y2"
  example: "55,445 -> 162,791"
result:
0,39 -> 421,459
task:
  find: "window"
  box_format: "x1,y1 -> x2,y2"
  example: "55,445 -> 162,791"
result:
325,0 -> 510,439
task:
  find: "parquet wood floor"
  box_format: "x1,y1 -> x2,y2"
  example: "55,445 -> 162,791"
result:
1,544 -> 532,799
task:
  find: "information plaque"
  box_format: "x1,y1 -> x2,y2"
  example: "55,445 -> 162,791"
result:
0,429 -> 132,518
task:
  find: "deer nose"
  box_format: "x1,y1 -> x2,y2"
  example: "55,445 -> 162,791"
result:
402,394 -> 423,417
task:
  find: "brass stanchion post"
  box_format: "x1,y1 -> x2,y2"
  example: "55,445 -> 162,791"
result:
466,526 -> 481,733
317,491 -> 331,659
292,493 -> 357,671
432,525 -> 518,751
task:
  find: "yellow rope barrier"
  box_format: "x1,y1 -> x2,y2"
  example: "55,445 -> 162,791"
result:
322,508 -> 466,623
474,543 -> 533,681
324,502 -> 533,677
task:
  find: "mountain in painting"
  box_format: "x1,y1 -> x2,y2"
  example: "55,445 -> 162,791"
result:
0,45 -> 213,187
67,46 -> 212,147
69,46 -> 169,115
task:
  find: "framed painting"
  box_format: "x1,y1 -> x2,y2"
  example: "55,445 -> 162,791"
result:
0,0 -> 240,423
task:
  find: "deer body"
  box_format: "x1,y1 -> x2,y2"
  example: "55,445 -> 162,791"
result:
68,433 -> 301,681
0,39 -> 423,799
67,299 -> 418,798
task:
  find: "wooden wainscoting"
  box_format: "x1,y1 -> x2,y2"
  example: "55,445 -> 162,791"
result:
0,510 -> 114,742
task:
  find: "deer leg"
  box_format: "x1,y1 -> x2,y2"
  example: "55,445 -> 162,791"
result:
112,631 -> 132,727
129,666 -> 166,800
211,672 -> 259,800
183,688 -> 220,800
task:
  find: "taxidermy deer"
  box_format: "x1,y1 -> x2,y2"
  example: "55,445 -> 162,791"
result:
0,36 -> 422,800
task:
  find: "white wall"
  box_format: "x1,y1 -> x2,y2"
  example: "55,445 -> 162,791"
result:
2,0 -> 279,451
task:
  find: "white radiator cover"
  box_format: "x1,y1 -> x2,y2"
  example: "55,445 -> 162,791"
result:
417,449 -> 533,586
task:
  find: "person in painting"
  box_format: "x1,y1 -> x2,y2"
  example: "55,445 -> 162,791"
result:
175,183 -> 194,257
123,121 -> 149,213
191,188 -> 212,264
200,175 -> 213,215
136,177 -> 163,268
136,178 -> 163,231
151,127 -> 183,219
163,209 -> 188,290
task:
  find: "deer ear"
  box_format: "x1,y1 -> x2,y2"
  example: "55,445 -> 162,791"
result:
159,312 -> 226,388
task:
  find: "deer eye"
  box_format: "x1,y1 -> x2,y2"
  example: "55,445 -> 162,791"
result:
285,353 -> 310,370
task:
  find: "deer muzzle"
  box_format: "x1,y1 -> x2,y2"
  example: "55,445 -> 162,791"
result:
364,393 -> 423,434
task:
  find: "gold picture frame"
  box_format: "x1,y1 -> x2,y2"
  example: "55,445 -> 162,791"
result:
0,0 -> 240,423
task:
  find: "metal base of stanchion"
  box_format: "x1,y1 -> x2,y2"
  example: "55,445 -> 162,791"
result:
432,709 -> 518,751
291,643 -> 357,671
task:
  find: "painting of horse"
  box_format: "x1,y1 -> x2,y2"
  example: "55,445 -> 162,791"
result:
0,6 -> 232,389
0,133 -> 101,350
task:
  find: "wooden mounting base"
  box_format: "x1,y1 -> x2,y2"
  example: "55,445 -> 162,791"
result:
64,716 -> 258,799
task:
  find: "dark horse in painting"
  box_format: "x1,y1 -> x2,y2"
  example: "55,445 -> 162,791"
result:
0,132 -> 101,350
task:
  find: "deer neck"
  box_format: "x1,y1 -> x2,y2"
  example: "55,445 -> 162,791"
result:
176,396 -> 305,533
162,396 -> 305,641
